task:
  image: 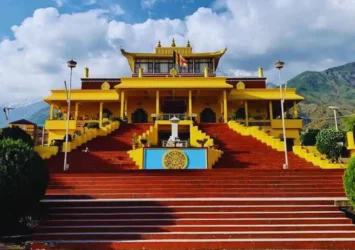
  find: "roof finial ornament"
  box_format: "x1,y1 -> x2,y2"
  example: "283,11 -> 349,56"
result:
187,40 -> 190,47
171,38 -> 176,47
157,40 -> 161,47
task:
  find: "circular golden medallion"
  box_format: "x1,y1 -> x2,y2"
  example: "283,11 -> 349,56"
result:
162,150 -> 188,169
236,81 -> 245,89
170,67 -> 178,77
101,81 -> 110,90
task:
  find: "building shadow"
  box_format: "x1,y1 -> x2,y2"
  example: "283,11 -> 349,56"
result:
30,177 -> 176,250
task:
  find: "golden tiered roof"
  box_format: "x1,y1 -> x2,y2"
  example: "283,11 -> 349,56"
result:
121,39 -> 227,72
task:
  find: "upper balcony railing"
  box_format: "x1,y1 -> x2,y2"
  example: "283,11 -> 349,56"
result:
152,113 -> 197,121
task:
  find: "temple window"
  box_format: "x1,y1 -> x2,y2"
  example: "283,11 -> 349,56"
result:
194,58 -> 213,73
134,59 -> 153,73
154,59 -> 174,73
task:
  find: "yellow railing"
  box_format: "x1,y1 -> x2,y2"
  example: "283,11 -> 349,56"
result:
137,124 -> 158,146
347,132 -> 355,157
62,122 -> 119,152
228,121 -> 284,151
190,125 -> 214,147
127,148 -> 144,169
45,120 -> 77,130
271,119 -> 303,129
207,148 -> 223,169
34,146 -> 59,160
293,146 -> 346,169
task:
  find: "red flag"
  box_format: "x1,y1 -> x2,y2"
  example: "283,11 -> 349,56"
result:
173,51 -> 188,67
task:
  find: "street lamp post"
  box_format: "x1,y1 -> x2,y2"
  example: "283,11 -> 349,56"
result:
63,59 -> 77,171
328,106 -> 339,131
275,60 -> 289,169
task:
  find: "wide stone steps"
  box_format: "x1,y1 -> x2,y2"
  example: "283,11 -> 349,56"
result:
47,124 -> 151,173
198,124 -> 316,169
31,199 -> 355,249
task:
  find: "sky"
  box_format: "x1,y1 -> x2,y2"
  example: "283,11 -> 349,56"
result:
1,0 -> 355,105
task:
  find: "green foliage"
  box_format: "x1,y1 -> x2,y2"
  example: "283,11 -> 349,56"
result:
316,128 -> 345,162
301,129 -> 320,146
102,108 -> 113,119
86,122 -> 100,129
0,126 -> 34,147
342,115 -> 355,132
0,139 -> 49,231
343,157 -> 355,208
287,62 -> 355,129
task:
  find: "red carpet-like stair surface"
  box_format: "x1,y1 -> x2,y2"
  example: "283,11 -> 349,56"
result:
30,124 -> 354,249
199,123 -> 316,169
46,123 -> 151,173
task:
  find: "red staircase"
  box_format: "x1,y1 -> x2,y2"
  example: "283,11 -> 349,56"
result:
46,123 -> 151,173
29,124 -> 355,249
199,123 -> 316,169
30,169 -> 354,249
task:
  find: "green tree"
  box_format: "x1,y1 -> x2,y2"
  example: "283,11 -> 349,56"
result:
343,157 -> 355,207
301,129 -> 320,146
316,128 -> 344,162
0,126 -> 34,147
0,139 -> 48,233
342,114 -> 355,132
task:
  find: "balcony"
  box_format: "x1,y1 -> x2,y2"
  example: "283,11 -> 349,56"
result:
271,119 -> 303,129
45,120 -> 77,130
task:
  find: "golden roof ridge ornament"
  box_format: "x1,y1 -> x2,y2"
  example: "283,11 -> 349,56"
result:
171,38 -> 176,47
187,40 -> 190,47
157,40 -> 161,47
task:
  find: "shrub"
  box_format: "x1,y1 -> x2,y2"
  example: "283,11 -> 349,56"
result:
343,157 -> 355,208
316,128 -> 345,162
342,115 -> 355,132
63,134 -> 73,142
87,122 -> 100,129
0,139 -> 49,231
110,116 -> 121,122
301,129 -> 320,146
0,126 -> 34,147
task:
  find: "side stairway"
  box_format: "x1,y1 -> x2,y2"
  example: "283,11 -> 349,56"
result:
46,123 -> 151,173
199,124 -> 316,169
30,169 -> 354,249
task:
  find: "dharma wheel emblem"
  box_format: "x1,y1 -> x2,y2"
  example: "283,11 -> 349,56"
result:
170,67 -> 178,77
236,81 -> 245,89
101,81 -> 110,90
163,150 -> 188,169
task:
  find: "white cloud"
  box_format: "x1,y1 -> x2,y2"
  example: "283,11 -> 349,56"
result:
141,0 -> 160,9
109,4 -> 124,16
83,0 -> 97,5
2,0 -> 355,104
53,0 -> 67,7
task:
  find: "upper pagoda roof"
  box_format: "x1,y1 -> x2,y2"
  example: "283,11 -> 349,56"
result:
121,39 -> 227,72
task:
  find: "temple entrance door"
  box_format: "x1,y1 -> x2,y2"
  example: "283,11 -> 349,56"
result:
132,108 -> 148,123
200,108 -> 216,123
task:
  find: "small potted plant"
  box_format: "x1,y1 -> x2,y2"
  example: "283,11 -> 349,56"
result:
197,138 -> 208,147
132,133 -> 138,149
140,138 -> 148,147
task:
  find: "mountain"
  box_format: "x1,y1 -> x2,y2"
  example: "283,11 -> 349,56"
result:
0,101 -> 49,128
288,62 -> 355,129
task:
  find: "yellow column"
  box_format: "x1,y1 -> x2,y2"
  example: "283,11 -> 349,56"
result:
245,101 -> 249,126
156,90 -> 160,115
125,96 -> 128,117
293,101 -> 298,118
223,90 -> 227,123
49,104 -> 54,120
120,91 -> 125,118
269,101 -> 273,120
74,102 -> 79,120
99,102 -> 103,127
188,90 -> 192,116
